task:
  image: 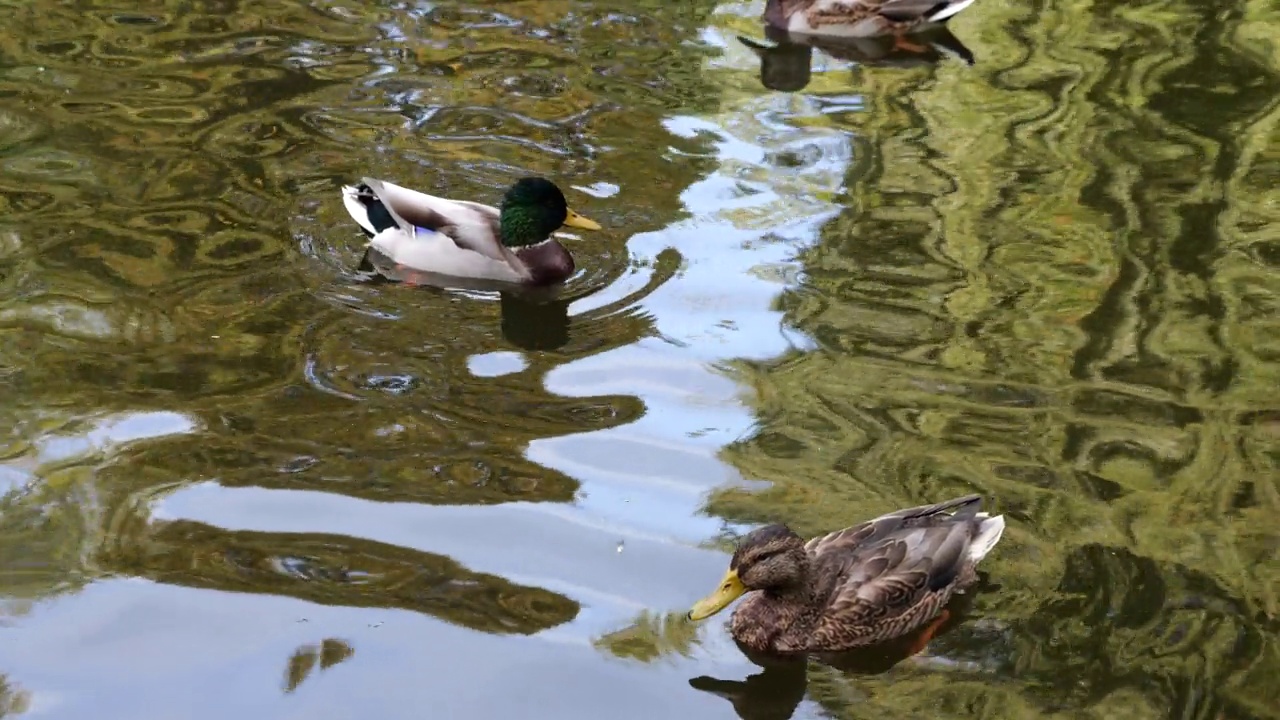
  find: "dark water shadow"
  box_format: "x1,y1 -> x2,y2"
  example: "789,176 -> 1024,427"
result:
688,589 -> 975,720
348,244 -> 681,353
100,518 -> 579,635
738,26 -> 975,92
355,244 -> 575,350
499,291 -> 572,351
0,675 -> 29,718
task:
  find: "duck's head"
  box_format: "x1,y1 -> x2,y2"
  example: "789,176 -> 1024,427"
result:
499,177 -> 601,247
687,524 -> 808,621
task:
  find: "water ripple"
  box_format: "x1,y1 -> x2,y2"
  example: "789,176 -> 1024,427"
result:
0,0 -> 1275,718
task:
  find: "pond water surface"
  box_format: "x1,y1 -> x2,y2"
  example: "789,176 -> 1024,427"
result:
1,1 -> 1278,719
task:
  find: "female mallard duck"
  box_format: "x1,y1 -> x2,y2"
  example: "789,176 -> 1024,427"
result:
738,26 -> 975,93
341,176 -> 601,286
765,0 -> 979,39
687,494 -> 1004,653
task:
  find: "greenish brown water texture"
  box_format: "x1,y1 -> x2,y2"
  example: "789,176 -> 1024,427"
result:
0,0 -> 1277,718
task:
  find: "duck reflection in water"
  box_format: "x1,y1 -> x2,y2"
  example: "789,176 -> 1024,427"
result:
738,25 -> 974,93
689,592 -> 972,720
356,246 -> 572,351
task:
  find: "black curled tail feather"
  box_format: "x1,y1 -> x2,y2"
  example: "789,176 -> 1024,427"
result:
352,183 -> 399,235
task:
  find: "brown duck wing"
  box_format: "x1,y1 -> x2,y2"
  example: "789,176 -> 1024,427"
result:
829,522 -> 970,609
804,494 -> 982,558
785,496 -> 984,651
444,200 -> 506,255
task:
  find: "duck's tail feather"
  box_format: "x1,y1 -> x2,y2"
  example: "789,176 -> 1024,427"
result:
342,179 -> 411,237
966,514 -> 1005,564
341,184 -> 378,236
927,0 -> 978,23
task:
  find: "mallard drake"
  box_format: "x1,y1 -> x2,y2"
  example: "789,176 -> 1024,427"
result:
341,176 -> 601,286
764,0 -> 979,39
687,494 -> 1004,654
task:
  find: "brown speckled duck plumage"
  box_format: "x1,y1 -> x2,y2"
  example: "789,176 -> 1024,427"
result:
687,494 -> 1005,654
764,0 -> 981,38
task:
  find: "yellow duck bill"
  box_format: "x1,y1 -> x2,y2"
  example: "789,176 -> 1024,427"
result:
563,208 -> 601,231
687,569 -> 746,621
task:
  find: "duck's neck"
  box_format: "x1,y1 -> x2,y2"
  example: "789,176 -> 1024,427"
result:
765,580 -> 819,609
730,581 -> 823,653
512,240 -> 574,285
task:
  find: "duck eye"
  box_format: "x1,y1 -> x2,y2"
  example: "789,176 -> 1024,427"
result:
751,549 -> 780,565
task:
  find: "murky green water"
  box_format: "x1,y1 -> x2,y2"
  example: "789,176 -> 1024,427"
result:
1,0 -> 1277,718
